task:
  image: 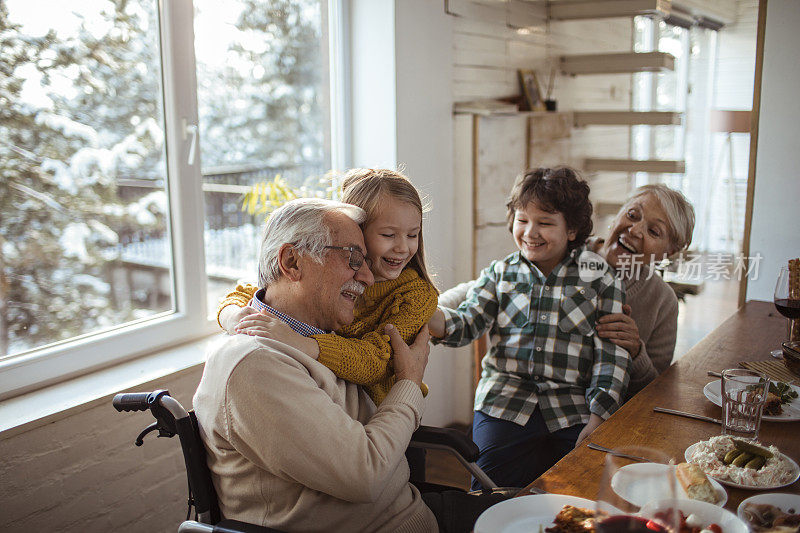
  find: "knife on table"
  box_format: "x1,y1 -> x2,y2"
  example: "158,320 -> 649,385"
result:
653,407 -> 722,425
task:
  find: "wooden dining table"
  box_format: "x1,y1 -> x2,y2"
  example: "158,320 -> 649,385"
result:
525,300 -> 800,512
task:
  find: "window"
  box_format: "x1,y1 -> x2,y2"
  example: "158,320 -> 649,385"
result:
193,0 -> 333,309
632,16 -> 743,253
0,0 -> 340,399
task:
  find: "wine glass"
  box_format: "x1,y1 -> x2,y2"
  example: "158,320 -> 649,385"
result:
595,447 -> 678,533
773,267 -> 800,358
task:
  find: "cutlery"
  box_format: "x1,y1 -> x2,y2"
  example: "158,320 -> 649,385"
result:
586,442 -> 653,462
653,407 -> 722,424
528,486 -> 549,495
707,371 -> 722,378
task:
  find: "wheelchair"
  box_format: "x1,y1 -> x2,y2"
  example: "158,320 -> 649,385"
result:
113,390 -> 498,532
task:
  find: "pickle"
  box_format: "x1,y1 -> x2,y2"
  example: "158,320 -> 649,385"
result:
732,452 -> 753,467
745,455 -> 766,470
723,450 -> 742,465
732,438 -> 774,459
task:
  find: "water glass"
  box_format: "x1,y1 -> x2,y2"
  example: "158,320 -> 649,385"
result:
721,369 -> 770,440
595,447 -> 678,533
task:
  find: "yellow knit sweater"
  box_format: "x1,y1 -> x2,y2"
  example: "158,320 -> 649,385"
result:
216,268 -> 438,405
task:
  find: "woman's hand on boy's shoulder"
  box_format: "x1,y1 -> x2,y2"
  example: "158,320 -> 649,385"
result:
595,304 -> 641,358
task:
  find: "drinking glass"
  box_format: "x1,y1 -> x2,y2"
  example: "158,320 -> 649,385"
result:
773,267 -> 800,357
595,447 -> 678,533
720,368 -> 770,440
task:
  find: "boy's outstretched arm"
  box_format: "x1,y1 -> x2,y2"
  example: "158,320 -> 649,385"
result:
435,263 -> 500,347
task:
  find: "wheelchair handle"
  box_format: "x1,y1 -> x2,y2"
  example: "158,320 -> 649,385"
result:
113,390 -> 171,413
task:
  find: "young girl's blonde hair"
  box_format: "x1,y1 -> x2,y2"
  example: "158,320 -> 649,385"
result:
340,168 -> 437,290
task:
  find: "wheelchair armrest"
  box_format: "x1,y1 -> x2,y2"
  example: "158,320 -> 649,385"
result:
178,519 -> 284,533
410,425 -> 479,463
214,520 -> 284,533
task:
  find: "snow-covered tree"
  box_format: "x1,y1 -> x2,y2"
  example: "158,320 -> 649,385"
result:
197,0 -> 326,185
0,0 -> 166,356
1,0 -> 328,356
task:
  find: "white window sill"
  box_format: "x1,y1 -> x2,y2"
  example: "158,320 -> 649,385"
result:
0,334 -> 221,440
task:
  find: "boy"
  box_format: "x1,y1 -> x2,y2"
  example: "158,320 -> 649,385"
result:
429,167 -> 630,489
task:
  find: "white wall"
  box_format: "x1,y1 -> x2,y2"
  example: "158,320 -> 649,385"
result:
350,0 -> 396,167
395,1 -> 477,425
349,0 -> 473,425
746,0 -> 800,301
1,366 -> 202,532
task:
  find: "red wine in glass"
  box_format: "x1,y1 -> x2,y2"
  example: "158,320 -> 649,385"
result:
772,267 -> 796,357
775,298 -> 800,319
597,516 -> 668,533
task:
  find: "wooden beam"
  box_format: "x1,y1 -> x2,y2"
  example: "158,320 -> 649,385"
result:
595,201 -> 626,218
471,114 -> 480,279
560,52 -> 675,75
507,0 -> 547,28
584,158 -> 686,173
573,111 -> 682,127
446,0 -> 508,25
549,0 -> 671,20
739,0 -> 767,308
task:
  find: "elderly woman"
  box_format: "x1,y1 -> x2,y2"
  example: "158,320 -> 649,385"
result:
591,184 -> 695,397
440,183 -> 695,399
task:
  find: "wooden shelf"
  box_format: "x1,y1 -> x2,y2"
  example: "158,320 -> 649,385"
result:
560,52 -> 675,75
549,0 -> 670,21
584,158 -> 686,173
573,111 -> 682,127
595,201 -> 626,218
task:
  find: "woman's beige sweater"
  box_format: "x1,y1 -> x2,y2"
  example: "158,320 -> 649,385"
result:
622,273 -> 679,397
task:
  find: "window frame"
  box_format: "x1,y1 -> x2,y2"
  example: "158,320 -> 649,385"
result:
0,0 -> 345,401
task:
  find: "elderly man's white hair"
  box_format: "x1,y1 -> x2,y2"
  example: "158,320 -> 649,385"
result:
258,198 -> 367,287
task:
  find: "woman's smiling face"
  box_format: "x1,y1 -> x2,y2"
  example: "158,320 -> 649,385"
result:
603,193 -> 675,269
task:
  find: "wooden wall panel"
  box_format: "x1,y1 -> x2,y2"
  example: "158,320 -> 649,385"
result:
474,115 -> 528,227
450,0 -> 637,275
673,0 -> 738,24
476,224 -> 517,274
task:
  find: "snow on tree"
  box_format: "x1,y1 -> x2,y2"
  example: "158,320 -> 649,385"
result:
0,0 -> 328,357
197,0 -> 327,187
0,0 -> 166,356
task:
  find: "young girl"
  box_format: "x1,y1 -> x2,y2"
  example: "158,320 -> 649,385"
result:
429,167 -> 630,489
217,168 -> 439,406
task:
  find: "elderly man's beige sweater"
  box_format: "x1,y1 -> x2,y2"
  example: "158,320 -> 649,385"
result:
193,334 -> 437,532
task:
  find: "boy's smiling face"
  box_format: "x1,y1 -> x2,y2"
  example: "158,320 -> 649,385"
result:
512,201 -> 576,275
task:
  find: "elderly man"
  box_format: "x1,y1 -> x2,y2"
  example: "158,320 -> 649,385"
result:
193,198 -> 501,533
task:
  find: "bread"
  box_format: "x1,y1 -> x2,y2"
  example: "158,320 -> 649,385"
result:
677,462 -> 719,503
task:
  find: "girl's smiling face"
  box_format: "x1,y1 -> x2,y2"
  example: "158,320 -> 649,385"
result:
362,198 -> 421,282
512,201 -> 576,275
603,193 -> 675,269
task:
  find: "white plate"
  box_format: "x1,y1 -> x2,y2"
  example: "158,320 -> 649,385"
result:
737,493 -> 800,526
611,463 -> 727,507
474,494 -> 596,533
640,498 -> 748,533
685,442 -> 800,490
703,379 -> 800,421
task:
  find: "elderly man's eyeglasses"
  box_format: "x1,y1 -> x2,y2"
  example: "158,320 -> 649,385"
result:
324,246 -> 372,272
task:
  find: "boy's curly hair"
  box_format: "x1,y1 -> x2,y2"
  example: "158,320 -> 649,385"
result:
505,167 -> 593,249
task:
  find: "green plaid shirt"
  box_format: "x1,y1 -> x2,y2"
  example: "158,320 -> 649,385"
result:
437,246 -> 630,432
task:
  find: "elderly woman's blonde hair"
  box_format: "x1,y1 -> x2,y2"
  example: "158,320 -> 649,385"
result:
622,184 -> 695,256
